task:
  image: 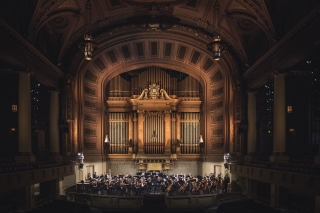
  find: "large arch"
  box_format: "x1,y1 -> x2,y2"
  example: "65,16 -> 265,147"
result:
71,29 -> 238,174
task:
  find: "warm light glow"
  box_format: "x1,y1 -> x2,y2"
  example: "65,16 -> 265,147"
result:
213,36 -> 221,61
104,135 -> 110,143
12,104 -> 17,112
10,127 -> 16,131
84,35 -> 93,60
289,128 -> 295,132
287,105 -> 292,113
199,135 -> 204,143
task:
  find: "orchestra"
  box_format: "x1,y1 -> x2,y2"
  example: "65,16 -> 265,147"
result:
76,171 -> 229,196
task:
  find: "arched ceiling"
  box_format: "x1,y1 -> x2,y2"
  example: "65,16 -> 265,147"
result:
1,0 -> 320,89
28,0 -> 277,72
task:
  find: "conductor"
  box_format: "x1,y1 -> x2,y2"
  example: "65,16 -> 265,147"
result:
151,175 -> 159,194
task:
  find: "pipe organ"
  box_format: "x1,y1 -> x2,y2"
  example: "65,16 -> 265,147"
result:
108,113 -> 129,154
106,67 -> 202,156
143,112 -> 165,154
180,112 -> 200,154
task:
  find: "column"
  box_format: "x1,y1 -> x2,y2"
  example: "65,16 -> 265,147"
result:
315,133 -> 320,163
50,90 -> 60,159
314,146 -> 320,164
270,73 -> 289,162
128,113 -> 133,155
133,112 -> 138,155
138,112 -> 144,153
164,113 -> 171,154
15,71 -> 35,162
246,90 -> 257,162
25,185 -> 35,209
176,113 -> 181,154
316,196 -> 320,213
270,184 -> 279,208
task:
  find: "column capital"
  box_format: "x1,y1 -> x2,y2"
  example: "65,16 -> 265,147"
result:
246,88 -> 258,94
15,68 -> 34,75
272,70 -> 289,76
48,87 -> 60,93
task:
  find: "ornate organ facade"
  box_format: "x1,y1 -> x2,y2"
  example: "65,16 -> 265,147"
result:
105,67 -> 203,168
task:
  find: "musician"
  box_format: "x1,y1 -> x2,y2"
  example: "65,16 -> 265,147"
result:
109,180 -> 116,195
104,172 -> 110,180
93,172 -> 98,179
87,173 -> 92,180
151,175 -> 159,194
223,174 -> 230,193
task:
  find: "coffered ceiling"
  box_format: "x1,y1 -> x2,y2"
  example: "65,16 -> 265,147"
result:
1,0 -> 320,88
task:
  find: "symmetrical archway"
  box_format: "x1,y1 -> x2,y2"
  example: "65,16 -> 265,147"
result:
73,31 -> 237,161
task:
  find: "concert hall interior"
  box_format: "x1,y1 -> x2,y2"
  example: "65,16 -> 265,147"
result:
0,0 -> 320,213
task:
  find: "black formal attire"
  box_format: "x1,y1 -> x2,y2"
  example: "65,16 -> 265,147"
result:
151,176 -> 158,194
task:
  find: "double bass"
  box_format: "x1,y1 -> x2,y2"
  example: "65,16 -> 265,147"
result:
179,179 -> 188,193
167,183 -> 173,192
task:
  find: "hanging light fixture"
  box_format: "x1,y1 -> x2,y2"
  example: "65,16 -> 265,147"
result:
84,0 -> 93,60
212,36 -> 221,61
207,0 -> 223,61
212,0 -> 221,61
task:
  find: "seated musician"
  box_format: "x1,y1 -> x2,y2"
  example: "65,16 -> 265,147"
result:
93,172 -> 98,179
86,173 -> 92,182
104,172 -> 110,180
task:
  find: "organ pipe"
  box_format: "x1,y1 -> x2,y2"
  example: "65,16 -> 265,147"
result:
144,113 -> 165,154
109,113 -> 129,154
180,113 -> 200,154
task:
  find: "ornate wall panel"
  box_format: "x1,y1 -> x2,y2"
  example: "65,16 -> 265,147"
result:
209,69 -> 225,154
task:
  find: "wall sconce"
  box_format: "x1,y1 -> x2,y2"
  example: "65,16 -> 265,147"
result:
287,105 -> 292,113
104,135 -> 110,143
199,135 -> 204,143
12,103 -> 17,112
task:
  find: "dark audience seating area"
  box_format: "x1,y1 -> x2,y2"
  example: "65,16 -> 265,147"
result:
0,156 -> 74,174
25,199 -> 91,213
4,196 -> 295,213
215,198 -> 290,213
242,155 -> 320,176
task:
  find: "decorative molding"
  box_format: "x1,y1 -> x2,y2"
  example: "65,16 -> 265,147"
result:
243,6 -> 320,88
128,84 -> 181,111
0,17 -> 63,87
